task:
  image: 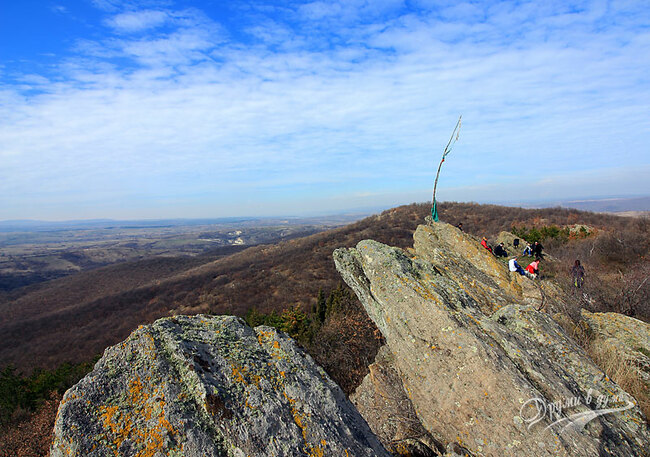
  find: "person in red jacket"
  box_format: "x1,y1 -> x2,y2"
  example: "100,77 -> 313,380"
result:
481,237 -> 493,253
526,259 -> 540,278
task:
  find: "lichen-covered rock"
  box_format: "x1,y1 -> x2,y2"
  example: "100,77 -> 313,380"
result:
51,315 -> 390,457
495,231 -> 523,255
582,309 -> 650,388
334,222 -> 650,457
412,224 -> 558,311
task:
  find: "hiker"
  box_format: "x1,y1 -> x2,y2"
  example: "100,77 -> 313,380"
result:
571,260 -> 585,288
532,241 -> 544,258
513,238 -> 520,249
494,242 -> 508,257
509,257 -> 526,275
481,237 -> 492,253
523,243 -> 532,256
456,222 -> 463,231
526,259 -> 540,278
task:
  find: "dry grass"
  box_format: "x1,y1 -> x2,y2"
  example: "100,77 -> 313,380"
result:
587,341 -> 650,423
554,314 -> 650,422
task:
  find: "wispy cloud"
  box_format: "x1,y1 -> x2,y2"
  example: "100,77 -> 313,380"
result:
51,5 -> 68,14
0,0 -> 648,219
105,9 -> 170,33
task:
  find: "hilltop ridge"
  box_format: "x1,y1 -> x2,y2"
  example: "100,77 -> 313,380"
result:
48,219 -> 650,457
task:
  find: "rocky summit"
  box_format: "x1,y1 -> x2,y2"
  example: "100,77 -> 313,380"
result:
334,222 -> 650,457
50,315 -> 390,457
51,220 -> 650,457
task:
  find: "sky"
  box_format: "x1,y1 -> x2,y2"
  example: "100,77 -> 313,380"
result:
1,0 -> 649,220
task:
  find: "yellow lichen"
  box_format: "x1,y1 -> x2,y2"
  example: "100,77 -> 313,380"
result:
96,377 -> 177,457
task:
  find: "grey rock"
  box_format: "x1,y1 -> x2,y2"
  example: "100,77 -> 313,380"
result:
334,223 -> 650,457
350,346 -> 443,456
51,315 -> 390,457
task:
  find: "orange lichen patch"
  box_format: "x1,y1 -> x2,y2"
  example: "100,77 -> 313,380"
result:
232,365 -> 247,384
284,389 -> 326,457
97,377 -> 178,457
244,397 -> 257,410
396,274 -> 442,305
310,445 -> 324,457
60,391 -> 83,407
257,330 -> 275,346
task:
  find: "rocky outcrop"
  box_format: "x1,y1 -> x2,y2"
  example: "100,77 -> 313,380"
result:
582,309 -> 650,389
495,230 -> 523,255
51,315 -> 390,457
334,222 -> 650,457
412,224 -> 562,311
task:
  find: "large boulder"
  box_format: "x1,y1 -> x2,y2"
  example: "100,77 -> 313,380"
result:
51,315 -> 390,457
495,231 -> 523,255
334,222 -> 650,457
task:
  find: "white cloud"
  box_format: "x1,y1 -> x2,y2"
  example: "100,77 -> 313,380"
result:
0,0 -> 649,219
106,9 -> 170,33
91,0 -> 172,13
298,2 -> 343,20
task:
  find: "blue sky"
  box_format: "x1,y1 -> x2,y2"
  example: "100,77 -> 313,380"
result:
1,0 -> 649,220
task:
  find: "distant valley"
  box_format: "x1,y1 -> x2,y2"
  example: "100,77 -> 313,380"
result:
0,215 -> 364,293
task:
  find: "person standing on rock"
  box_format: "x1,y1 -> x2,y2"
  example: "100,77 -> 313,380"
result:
571,260 -> 585,288
532,241 -> 544,258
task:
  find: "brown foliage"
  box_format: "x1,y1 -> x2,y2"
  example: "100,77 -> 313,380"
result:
0,391 -> 61,457
587,343 -> 650,423
0,203 -> 429,374
308,289 -> 384,395
539,216 -> 649,321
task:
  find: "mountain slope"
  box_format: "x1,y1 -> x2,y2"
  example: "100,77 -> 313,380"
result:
0,204 -> 428,373
0,201 -> 644,374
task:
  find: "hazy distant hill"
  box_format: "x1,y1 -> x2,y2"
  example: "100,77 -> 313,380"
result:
529,196 -> 650,213
0,202 -> 642,374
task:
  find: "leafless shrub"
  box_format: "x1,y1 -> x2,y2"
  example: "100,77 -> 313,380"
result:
309,300 -> 384,395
